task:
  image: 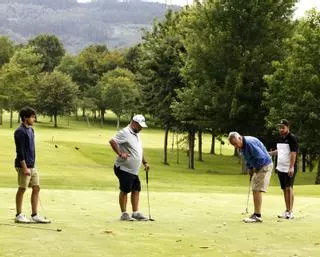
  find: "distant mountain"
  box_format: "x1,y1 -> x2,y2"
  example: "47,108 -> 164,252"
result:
0,0 -> 179,53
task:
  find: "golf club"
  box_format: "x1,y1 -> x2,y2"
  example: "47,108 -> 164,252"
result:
145,170 -> 155,221
243,175 -> 252,214
0,222 -> 62,232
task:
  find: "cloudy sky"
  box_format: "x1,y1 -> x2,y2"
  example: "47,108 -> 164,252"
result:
77,0 -> 320,18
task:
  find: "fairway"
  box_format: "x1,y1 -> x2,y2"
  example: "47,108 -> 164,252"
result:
0,115 -> 319,257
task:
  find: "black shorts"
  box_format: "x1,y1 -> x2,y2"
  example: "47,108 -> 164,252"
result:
277,170 -> 297,190
114,165 -> 141,193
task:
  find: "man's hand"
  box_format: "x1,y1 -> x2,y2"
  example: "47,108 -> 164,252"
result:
119,152 -> 131,159
288,167 -> 294,177
24,168 -> 31,176
144,162 -> 150,172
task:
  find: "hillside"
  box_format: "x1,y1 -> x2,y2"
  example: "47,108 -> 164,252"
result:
0,0 -> 178,53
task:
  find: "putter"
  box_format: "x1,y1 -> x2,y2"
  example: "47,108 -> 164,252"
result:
243,175 -> 252,214
145,171 -> 155,221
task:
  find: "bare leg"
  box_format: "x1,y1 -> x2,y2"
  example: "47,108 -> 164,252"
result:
253,190 -> 262,215
16,187 -> 26,214
131,191 -> 140,212
119,191 -> 128,212
285,187 -> 294,212
31,186 -> 40,215
283,189 -> 289,211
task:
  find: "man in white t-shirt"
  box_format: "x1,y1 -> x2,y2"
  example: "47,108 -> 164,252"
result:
269,119 -> 298,219
109,115 -> 150,221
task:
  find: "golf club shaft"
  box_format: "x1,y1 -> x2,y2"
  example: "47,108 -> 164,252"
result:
246,178 -> 251,213
146,171 -> 152,220
0,222 -> 59,232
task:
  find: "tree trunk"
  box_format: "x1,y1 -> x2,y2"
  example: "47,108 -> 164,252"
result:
188,129 -> 195,169
0,109 -> 3,125
100,109 -> 105,127
315,158 -> 320,184
82,107 -> 85,117
210,131 -> 215,155
176,132 -> 180,164
54,114 -> 58,128
10,107 -> 13,128
302,152 -> 306,172
198,130 -> 203,161
163,125 -> 169,165
116,115 -> 120,130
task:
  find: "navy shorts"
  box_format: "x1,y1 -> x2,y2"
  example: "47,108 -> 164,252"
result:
277,170 -> 297,190
114,165 -> 141,193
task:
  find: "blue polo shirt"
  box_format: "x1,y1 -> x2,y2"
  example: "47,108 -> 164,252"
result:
239,136 -> 272,170
14,123 -> 35,168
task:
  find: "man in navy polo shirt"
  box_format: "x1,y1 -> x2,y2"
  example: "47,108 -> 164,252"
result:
14,107 -> 50,224
269,119 -> 298,219
228,132 -> 273,223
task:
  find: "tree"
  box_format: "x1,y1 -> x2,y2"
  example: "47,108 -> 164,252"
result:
99,68 -> 138,129
0,36 -> 15,68
0,46 -> 42,127
28,34 -> 65,72
180,0 -> 297,137
264,9 -> 320,184
76,45 -> 124,118
0,36 -> 15,124
138,10 -> 187,164
36,71 -> 79,127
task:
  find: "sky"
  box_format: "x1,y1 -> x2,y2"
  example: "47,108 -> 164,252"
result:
77,0 -> 320,18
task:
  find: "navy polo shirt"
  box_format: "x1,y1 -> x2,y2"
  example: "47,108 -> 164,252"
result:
14,123 -> 35,168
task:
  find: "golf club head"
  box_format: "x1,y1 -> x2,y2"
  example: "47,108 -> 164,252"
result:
149,218 -> 155,221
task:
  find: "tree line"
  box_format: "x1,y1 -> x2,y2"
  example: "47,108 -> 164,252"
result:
0,0 -> 319,183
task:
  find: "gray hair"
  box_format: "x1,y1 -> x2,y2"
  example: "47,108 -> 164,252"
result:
228,132 -> 241,142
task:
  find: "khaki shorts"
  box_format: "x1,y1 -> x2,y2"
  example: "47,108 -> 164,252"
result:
251,163 -> 273,192
16,168 -> 40,188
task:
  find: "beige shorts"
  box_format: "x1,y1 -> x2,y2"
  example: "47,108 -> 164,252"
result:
251,163 -> 273,192
16,168 -> 40,188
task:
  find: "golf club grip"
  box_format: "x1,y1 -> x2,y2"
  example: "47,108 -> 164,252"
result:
146,170 -> 149,184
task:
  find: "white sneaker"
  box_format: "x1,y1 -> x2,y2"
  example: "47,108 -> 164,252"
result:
120,212 -> 135,221
15,213 -> 31,223
132,212 -> 148,221
286,212 -> 294,220
243,214 -> 263,223
278,211 -> 289,219
30,214 -> 51,224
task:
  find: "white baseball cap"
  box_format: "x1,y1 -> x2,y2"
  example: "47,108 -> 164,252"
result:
132,114 -> 148,128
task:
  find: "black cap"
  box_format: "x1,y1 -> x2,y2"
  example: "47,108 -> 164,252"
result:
277,119 -> 289,127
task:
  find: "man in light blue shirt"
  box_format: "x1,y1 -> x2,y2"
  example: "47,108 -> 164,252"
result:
228,132 -> 273,223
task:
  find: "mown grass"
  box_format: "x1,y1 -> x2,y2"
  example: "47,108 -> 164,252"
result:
0,114 -> 319,257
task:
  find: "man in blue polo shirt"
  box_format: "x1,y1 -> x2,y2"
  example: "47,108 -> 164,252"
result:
228,132 -> 273,223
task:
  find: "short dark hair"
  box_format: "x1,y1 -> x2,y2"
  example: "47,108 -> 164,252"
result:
19,107 -> 36,122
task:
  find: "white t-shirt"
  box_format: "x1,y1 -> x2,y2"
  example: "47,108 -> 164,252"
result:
113,126 -> 143,175
276,143 -> 290,173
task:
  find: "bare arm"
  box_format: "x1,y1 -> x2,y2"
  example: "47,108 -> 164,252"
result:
109,139 -> 130,159
269,149 -> 278,156
288,152 -> 297,177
